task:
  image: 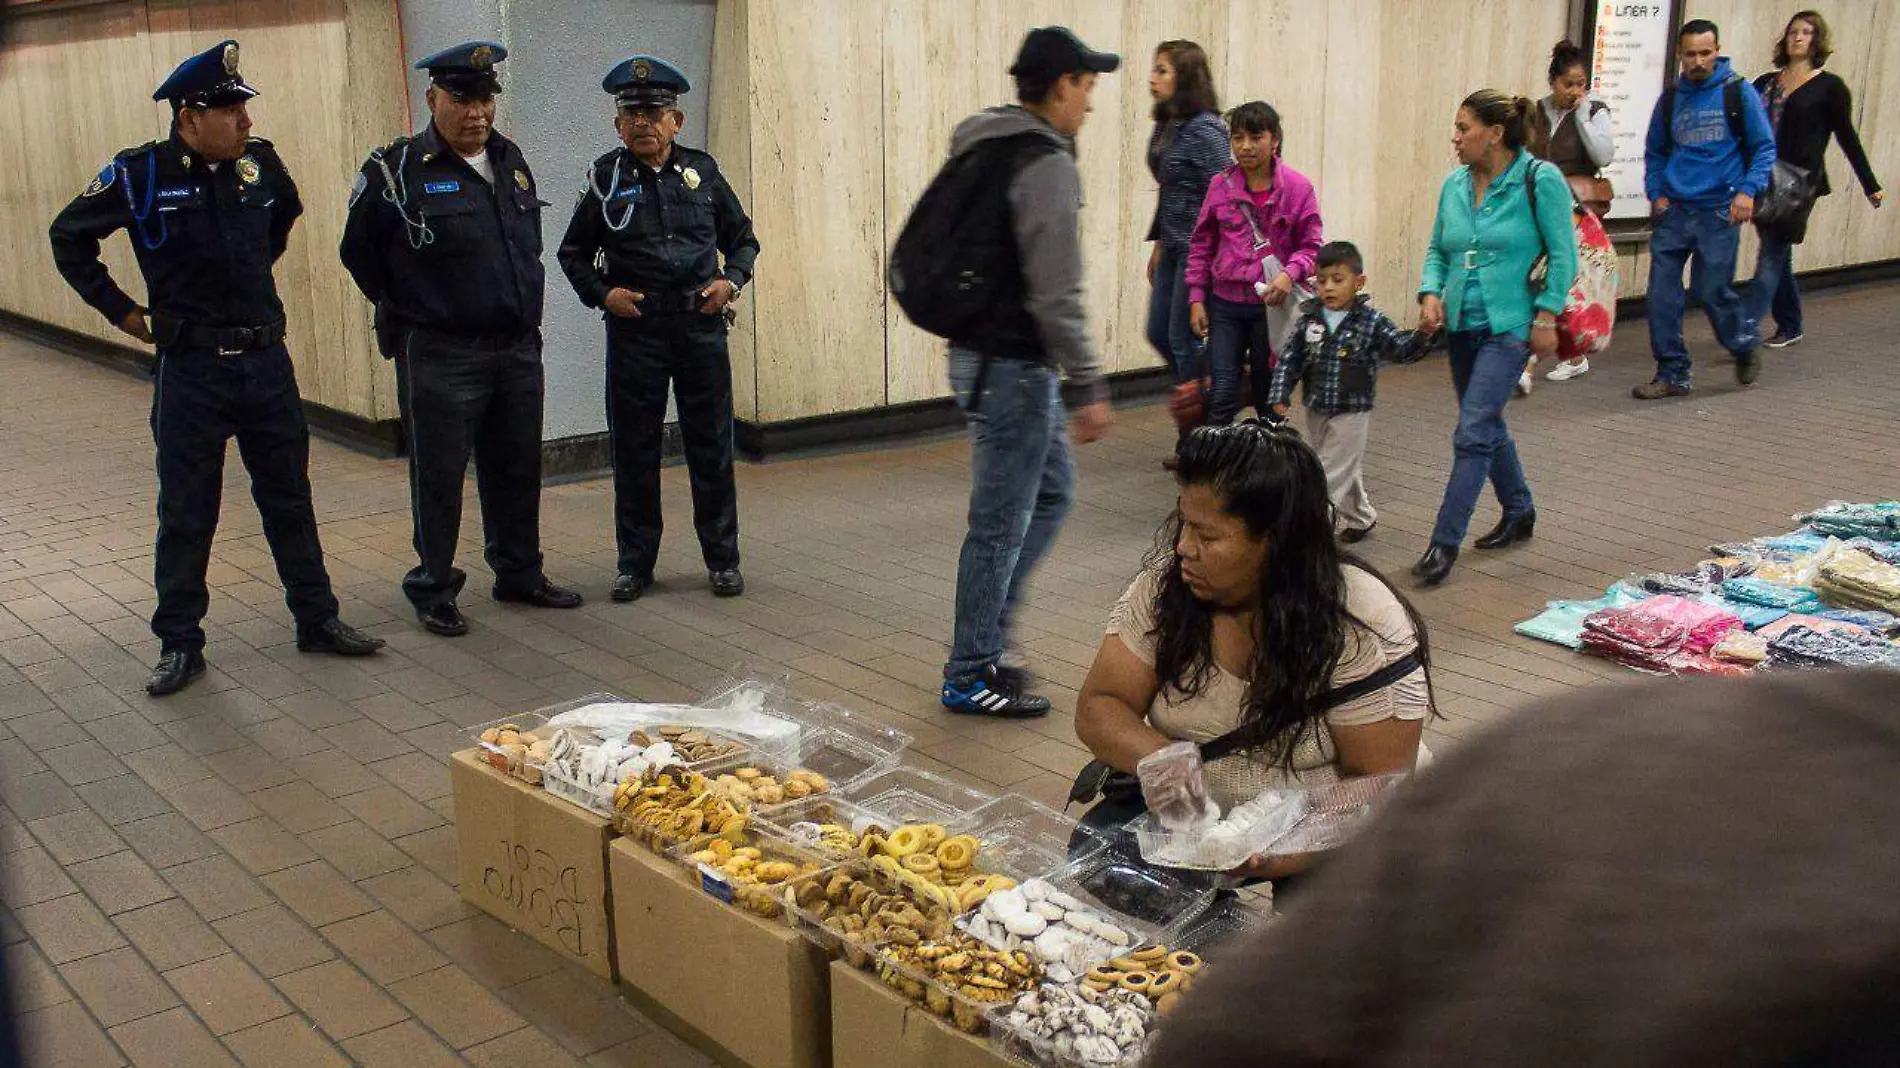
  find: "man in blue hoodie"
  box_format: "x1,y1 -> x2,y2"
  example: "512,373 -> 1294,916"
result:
1636,19 -> 1777,400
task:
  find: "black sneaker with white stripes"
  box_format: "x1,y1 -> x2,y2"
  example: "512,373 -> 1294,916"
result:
941,664 -> 1051,719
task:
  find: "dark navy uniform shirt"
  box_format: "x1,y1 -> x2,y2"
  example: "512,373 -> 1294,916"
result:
49,134 -> 302,328
338,125 -> 546,338
556,143 -> 759,309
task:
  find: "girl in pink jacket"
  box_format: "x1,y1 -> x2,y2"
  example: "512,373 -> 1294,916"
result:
1186,102 -> 1324,425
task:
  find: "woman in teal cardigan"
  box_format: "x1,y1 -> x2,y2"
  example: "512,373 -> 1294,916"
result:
1413,90 -> 1578,586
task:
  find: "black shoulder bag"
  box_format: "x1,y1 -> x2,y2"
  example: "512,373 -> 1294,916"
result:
1066,649 -> 1424,810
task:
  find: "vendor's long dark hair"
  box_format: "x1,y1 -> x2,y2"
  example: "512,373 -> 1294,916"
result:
1151,422 -> 1434,767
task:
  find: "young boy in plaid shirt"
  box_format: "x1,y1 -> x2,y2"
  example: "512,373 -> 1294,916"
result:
1266,241 -> 1430,542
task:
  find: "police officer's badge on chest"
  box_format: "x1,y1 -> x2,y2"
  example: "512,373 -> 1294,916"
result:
514,169 -> 530,192
682,167 -> 700,191
236,156 -> 261,185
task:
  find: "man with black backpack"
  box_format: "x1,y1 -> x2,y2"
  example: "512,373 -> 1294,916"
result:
1635,18 -> 1776,400
906,27 -> 1116,719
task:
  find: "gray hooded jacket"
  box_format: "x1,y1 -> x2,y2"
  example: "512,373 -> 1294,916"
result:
948,106 -> 1104,407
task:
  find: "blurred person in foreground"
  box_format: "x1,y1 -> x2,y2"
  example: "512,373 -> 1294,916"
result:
1148,668 -> 1900,1068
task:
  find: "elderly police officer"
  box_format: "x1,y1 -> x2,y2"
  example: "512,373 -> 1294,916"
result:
557,56 -> 760,602
49,40 -> 385,696
340,42 -> 583,637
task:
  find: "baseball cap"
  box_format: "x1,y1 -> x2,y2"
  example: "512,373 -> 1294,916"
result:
1008,26 -> 1120,82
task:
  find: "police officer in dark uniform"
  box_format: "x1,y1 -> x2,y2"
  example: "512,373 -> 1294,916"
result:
557,55 -> 760,603
49,40 -> 385,697
339,42 -> 583,636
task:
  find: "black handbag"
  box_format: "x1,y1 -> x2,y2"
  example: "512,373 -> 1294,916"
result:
1066,650 -> 1424,810
1754,160 -> 1818,229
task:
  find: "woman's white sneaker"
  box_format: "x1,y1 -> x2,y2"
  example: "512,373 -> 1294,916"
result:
1517,369 -> 1534,396
1546,358 -> 1590,381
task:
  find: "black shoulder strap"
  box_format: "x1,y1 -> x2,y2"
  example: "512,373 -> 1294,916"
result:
1724,77 -> 1748,147
1197,649 -> 1424,764
1660,86 -> 1678,150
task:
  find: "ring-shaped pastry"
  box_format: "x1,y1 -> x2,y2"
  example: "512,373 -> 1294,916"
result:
1167,951 -> 1203,975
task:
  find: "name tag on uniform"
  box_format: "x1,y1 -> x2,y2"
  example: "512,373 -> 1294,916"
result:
154,185 -> 196,211
423,180 -> 461,194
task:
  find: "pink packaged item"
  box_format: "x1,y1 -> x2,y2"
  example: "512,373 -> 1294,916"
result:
1629,595 -> 1744,653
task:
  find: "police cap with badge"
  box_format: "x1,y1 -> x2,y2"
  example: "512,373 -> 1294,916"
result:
417,40 -> 506,98
602,54 -> 689,110
153,39 -> 260,110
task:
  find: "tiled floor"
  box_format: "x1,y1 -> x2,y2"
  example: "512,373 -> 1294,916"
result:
1,281 -> 1895,1065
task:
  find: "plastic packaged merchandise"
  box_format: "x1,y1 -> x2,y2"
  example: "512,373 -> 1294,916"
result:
1134,741 -> 1220,833
1767,625 -> 1900,670
1720,577 -> 1823,613
1514,586 -> 1648,649
1131,787 -> 1307,871
1816,552 -> 1900,614
1795,501 -> 1900,541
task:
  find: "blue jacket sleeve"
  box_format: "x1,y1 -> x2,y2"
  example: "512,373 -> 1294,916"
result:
1644,94 -> 1671,203
1737,82 -> 1777,198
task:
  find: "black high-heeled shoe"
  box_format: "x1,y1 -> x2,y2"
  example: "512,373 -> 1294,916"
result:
1412,544 -> 1458,586
1474,511 -> 1536,550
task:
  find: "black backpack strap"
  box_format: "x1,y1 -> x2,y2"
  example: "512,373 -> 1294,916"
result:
1197,649 -> 1424,764
1724,77 -> 1748,148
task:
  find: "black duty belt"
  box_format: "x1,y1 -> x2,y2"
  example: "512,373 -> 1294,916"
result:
405,326 -> 534,351
621,285 -> 703,316
158,317 -> 288,356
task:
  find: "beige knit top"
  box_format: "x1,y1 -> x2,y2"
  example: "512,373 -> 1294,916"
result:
1106,565 -> 1430,811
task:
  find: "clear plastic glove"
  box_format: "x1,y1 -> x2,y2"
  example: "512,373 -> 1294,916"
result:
1137,741 -> 1221,832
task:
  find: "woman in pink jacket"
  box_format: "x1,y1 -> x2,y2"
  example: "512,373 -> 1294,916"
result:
1186,101 -> 1324,425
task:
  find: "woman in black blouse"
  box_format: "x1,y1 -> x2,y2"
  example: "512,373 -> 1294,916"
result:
1749,10 -> 1884,349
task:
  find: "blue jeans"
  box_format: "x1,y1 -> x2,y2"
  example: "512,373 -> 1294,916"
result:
945,350 -> 1075,684
1431,332 -> 1534,549
1749,230 -> 1803,338
1145,246 -> 1201,382
1646,204 -> 1760,387
1205,296 -> 1267,426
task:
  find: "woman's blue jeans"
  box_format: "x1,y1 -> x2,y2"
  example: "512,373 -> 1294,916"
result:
1146,246 -> 1201,382
1431,331 -> 1534,549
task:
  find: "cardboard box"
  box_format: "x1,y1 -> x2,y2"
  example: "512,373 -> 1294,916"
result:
451,749 -> 617,981
609,838 -> 831,1068
829,961 -> 1013,1068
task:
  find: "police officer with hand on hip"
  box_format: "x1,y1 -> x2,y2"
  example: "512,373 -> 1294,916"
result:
340,42 -> 583,637
558,56 -> 760,603
49,40 -> 385,697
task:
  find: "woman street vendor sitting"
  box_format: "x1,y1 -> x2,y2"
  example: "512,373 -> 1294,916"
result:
1075,420 -> 1433,890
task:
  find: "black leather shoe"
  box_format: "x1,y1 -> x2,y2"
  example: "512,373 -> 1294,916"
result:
493,581 -> 584,609
146,649 -> 206,697
710,569 -> 745,597
1339,522 -> 1377,544
418,603 -> 469,637
296,618 -> 386,656
611,574 -> 653,603
1474,512 -> 1535,551
1412,544 -> 1458,586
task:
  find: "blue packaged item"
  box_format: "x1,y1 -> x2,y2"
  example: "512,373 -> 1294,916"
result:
1814,608 -> 1900,635
1760,530 -> 1829,553
1699,595 -> 1787,631
1721,577 -> 1822,613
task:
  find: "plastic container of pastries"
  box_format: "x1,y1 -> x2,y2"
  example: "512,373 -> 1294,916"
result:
469,712 -> 556,783
985,944 -> 1188,1068
622,722 -> 755,767
836,766 -> 1003,830
872,930 -> 1047,1036
669,824 -> 830,920
1257,772 -> 1407,857
957,851 -> 1211,984
781,856 -> 970,967
610,764 -> 755,858
758,704 -> 912,794
695,755 -> 836,811
1126,786 -> 1309,872
967,795 -> 1110,879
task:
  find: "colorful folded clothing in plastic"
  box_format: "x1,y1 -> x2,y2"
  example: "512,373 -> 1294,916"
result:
1515,588 -> 1648,650
1815,553 -> 1900,614
1581,607 -> 1688,674
1629,595 -> 1743,653
1814,608 -> 1900,635
1796,501 -> 1900,541
1702,597 -> 1787,631
1710,630 -> 1769,665
1634,572 -> 1716,597
1757,614 -> 1865,642
1720,577 -> 1822,612
1760,530 -> 1830,553
1766,625 -> 1900,670
1665,651 -> 1753,678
